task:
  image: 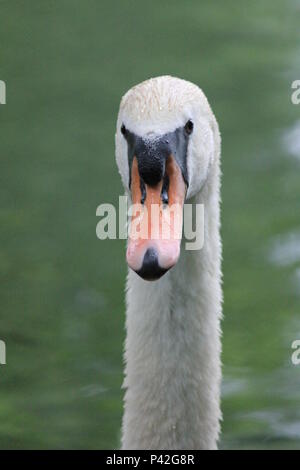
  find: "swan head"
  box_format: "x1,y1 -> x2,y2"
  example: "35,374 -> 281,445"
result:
115,76 -> 217,281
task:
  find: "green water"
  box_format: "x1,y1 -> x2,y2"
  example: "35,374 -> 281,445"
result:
1,0 -> 300,449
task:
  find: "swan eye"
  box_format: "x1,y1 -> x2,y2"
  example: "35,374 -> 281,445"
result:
184,120 -> 194,135
121,124 -> 127,136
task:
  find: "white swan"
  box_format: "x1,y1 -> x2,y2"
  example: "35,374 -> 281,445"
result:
115,76 -> 222,450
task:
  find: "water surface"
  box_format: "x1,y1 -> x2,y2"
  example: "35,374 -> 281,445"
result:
1,0 -> 300,449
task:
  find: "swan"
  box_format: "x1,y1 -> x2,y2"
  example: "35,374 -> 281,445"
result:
115,76 -> 222,450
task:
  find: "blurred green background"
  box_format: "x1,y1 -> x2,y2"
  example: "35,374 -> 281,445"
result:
1,0 -> 300,449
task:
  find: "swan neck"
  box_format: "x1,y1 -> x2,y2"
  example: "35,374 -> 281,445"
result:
122,168 -> 222,450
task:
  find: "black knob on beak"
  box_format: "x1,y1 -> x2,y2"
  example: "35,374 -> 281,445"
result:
136,248 -> 169,281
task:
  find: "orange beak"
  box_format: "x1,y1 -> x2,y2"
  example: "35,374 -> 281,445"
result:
126,155 -> 186,280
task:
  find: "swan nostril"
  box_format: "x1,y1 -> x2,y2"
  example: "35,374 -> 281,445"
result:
140,178 -> 146,204
161,174 -> 169,205
136,248 -> 169,281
